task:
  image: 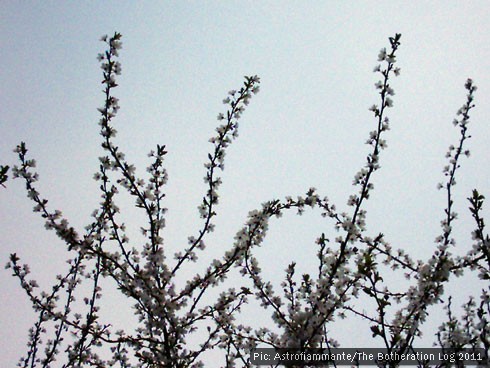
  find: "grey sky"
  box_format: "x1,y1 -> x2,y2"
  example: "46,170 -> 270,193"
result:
1,1 -> 489,365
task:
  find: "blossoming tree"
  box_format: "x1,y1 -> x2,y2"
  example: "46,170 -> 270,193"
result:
3,32 -> 489,367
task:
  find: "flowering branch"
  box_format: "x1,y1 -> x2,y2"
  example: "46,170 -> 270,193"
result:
3,31 -> 489,368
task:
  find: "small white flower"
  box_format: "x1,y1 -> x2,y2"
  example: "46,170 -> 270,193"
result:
378,48 -> 387,61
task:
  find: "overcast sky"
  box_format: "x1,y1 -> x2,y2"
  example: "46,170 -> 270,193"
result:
1,1 -> 489,366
